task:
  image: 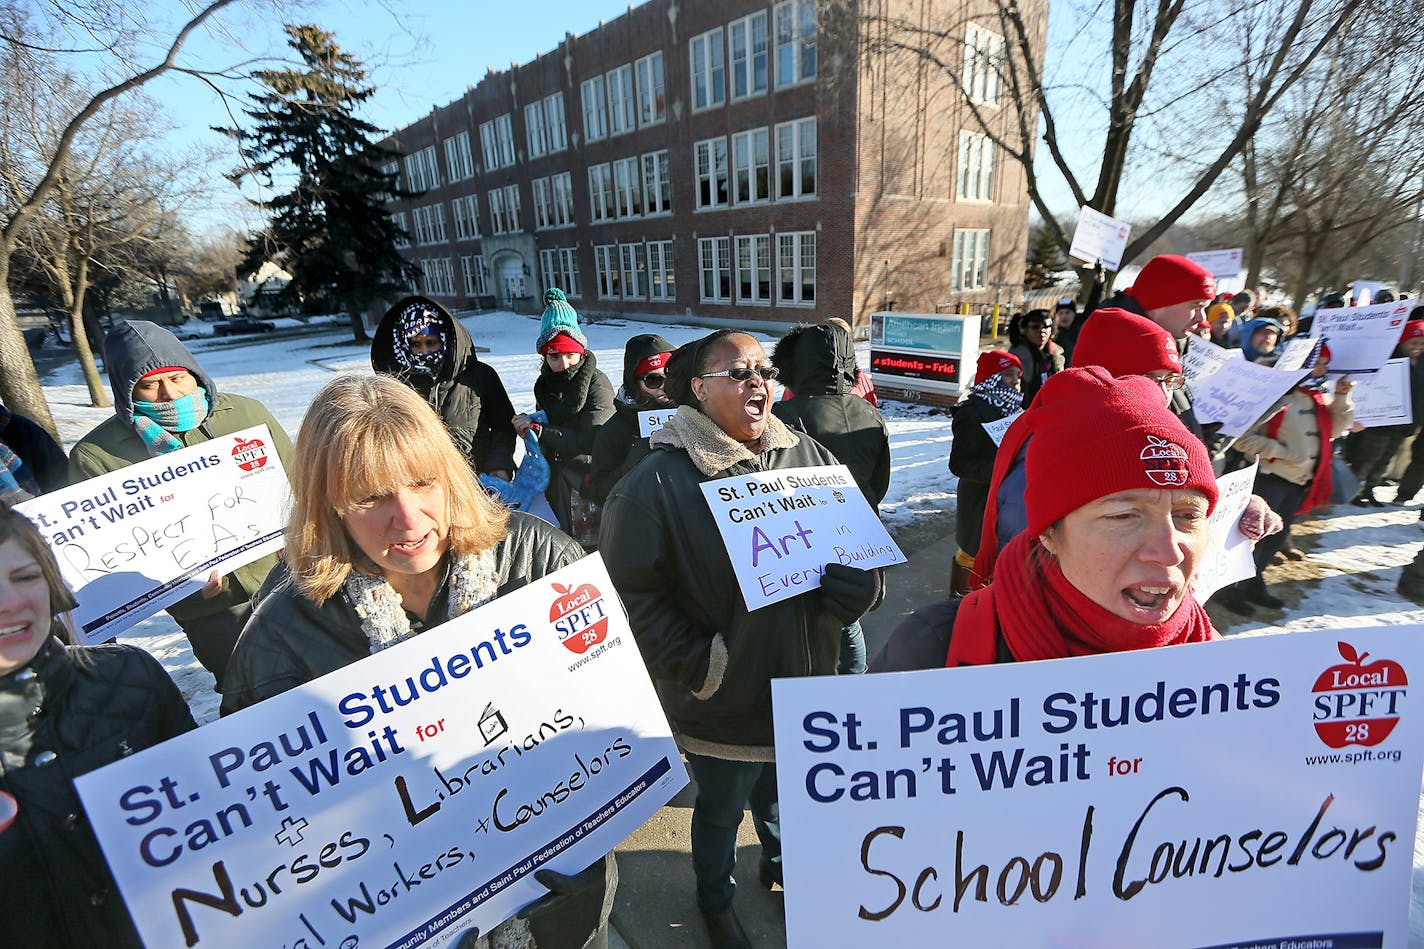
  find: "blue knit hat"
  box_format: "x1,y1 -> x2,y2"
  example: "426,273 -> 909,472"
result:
536,288 -> 587,353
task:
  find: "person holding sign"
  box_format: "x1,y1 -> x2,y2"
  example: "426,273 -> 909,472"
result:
1216,347 -> 1353,616
221,375 -> 616,948
1343,320 -> 1424,507
600,330 -> 882,949
68,321 -> 293,688
875,368 -> 1220,673
587,333 -> 675,504
948,350 -> 1023,596
0,503 -> 197,948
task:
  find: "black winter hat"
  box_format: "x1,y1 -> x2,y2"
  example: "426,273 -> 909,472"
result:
621,333 -> 675,392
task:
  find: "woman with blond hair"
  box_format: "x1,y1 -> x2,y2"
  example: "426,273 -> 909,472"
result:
221,374 -> 614,948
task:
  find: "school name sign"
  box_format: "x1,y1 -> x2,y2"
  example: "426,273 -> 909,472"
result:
772,627 -> 1424,946
76,556 -> 686,949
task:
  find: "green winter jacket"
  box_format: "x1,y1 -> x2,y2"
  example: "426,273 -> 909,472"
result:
67,321 -> 295,626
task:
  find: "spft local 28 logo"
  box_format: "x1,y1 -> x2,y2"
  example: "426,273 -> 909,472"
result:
549,581 -> 609,655
1312,642 -> 1407,748
231,435 -> 268,471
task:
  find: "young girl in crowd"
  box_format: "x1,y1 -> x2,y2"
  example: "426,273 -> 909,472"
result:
948,350 -> 1022,596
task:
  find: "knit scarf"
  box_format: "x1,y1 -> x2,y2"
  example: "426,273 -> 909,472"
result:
0,420 -> 39,504
344,546 -> 501,654
968,376 -> 1023,416
132,388 -> 210,457
948,531 -> 1218,667
393,303 -> 447,378
1265,387 -> 1333,515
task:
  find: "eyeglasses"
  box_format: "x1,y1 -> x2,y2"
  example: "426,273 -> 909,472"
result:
1145,371 -> 1185,392
640,372 -> 666,389
698,365 -> 780,383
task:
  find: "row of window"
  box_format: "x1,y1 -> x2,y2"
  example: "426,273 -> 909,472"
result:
698,232 -> 815,306
593,241 -> 677,301
696,117 -> 815,208
590,151 -> 672,222
690,0 -> 816,111
582,51 -> 666,143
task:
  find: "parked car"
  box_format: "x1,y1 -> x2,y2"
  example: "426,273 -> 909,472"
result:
213,315 -> 276,337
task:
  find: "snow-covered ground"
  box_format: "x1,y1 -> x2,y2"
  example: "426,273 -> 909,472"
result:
35,310 -> 1424,938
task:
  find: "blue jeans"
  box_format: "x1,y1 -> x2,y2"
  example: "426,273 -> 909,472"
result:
684,752 -> 781,913
839,621 -> 866,675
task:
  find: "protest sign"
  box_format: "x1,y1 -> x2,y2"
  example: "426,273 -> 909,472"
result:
1348,357 -> 1413,429
1273,336 -> 1321,372
1067,206 -> 1132,271
75,555 -> 686,949
16,425 -> 288,645
1192,359 -> 1310,438
982,412 -> 1022,448
1310,299 -> 1412,375
1193,462 -> 1259,602
1185,247 -> 1244,279
699,464 -> 906,611
1182,336 -> 1242,389
637,408 -> 671,438
773,625 -> 1424,947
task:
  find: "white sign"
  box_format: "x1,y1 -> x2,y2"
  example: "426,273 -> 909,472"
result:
981,411 -> 1022,448
1273,336 -> 1321,372
1182,336 -> 1242,388
1192,359 -> 1310,439
75,555 -> 687,949
1185,247 -> 1244,279
699,464 -> 906,611
1067,206 -> 1132,271
636,409 -> 671,438
1348,357 -> 1413,429
16,425 -> 289,645
1310,299 -> 1412,375
773,626 -> 1424,946
1194,462 -> 1259,603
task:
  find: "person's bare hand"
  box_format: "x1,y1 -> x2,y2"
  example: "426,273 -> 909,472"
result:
512,414 -> 533,436
200,570 -> 223,600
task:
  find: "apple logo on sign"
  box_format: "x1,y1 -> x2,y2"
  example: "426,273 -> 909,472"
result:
549,581 -> 610,655
232,436 -> 268,471
1311,642 -> 1407,749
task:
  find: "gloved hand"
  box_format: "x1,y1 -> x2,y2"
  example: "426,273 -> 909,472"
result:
819,563 -> 882,623
516,861 -> 608,922
1239,494 -> 1284,543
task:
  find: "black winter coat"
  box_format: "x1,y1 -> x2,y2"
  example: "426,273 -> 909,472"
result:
372,303 -> 517,475
0,409 -> 67,493
587,398 -> 654,505
869,598 -> 1016,671
534,352 -> 616,474
949,393 -> 1017,554
1,637 -> 196,948
599,415 -> 847,755
770,324 -> 891,507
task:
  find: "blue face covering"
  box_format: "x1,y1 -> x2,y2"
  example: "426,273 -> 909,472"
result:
132,387 -> 210,457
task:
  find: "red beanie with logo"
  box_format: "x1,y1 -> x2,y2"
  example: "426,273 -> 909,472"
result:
1127,255 -> 1217,312
539,331 -> 586,355
1024,368 -> 1217,536
975,349 -> 1023,384
1071,308 -> 1181,376
1400,321 -> 1424,343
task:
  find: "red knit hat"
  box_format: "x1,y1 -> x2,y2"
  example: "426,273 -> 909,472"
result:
539,331 -> 586,355
1070,308 -> 1181,376
1127,255 -> 1217,312
1024,368 -> 1217,537
975,349 -> 1023,384
141,366 -> 188,379
1401,321 -> 1424,343
635,350 -> 671,376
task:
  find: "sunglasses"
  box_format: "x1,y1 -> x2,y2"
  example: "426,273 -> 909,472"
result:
640,372 -> 666,389
698,365 -> 780,383
1146,371 -> 1186,392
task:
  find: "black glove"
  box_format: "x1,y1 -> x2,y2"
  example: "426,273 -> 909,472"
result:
820,563 -> 882,623
516,860 -> 608,922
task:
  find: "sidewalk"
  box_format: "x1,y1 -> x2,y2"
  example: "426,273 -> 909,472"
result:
607,518 -> 957,947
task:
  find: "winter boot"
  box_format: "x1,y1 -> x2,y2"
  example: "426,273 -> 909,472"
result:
950,548 -> 976,598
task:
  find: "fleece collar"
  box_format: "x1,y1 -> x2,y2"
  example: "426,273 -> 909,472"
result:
651,405 -> 799,476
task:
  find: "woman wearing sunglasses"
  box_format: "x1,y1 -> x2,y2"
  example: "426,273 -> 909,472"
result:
587,333 -> 675,504
600,330 -> 882,949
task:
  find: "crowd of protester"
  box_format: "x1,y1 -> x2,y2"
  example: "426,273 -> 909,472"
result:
1,259 -> 1421,948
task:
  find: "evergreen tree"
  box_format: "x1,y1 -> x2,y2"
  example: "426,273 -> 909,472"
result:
1024,219 -> 1068,289
220,24 -> 417,341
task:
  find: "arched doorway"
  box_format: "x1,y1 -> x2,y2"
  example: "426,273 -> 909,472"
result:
492,252 -> 526,308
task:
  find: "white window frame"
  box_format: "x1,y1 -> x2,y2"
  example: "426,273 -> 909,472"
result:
581,76 -> 608,142
619,243 -> 647,300
607,63 -> 636,136
595,244 -> 621,299
775,117 -> 816,199
451,194 -> 480,240
729,11 -> 769,100
952,228 -> 991,290
393,211 -> 410,248
698,236 -> 732,303
561,248 -> 582,297
964,23 -> 1005,105
404,145 -> 439,192
478,115 -> 515,170
444,132 -> 474,181
735,234 -> 773,304
777,231 -> 816,305
461,255 -> 489,296
544,92 -> 568,153
488,184 -> 522,235
635,51 -> 666,126
613,156 -> 643,218
642,150 -> 671,215
540,248 -> 581,298
532,177 -> 553,229
690,27 -> 726,112
588,164 -> 615,222
732,128 -> 771,204
647,240 -> 675,301
422,257 -> 454,296
551,172 -> 574,227
957,131 -> 996,201
525,102 -> 549,159
775,0 -> 817,88
695,137 -> 730,210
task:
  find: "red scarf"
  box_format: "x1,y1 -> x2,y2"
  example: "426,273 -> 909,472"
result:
948,531 -> 1218,667
1264,388 -> 1333,516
